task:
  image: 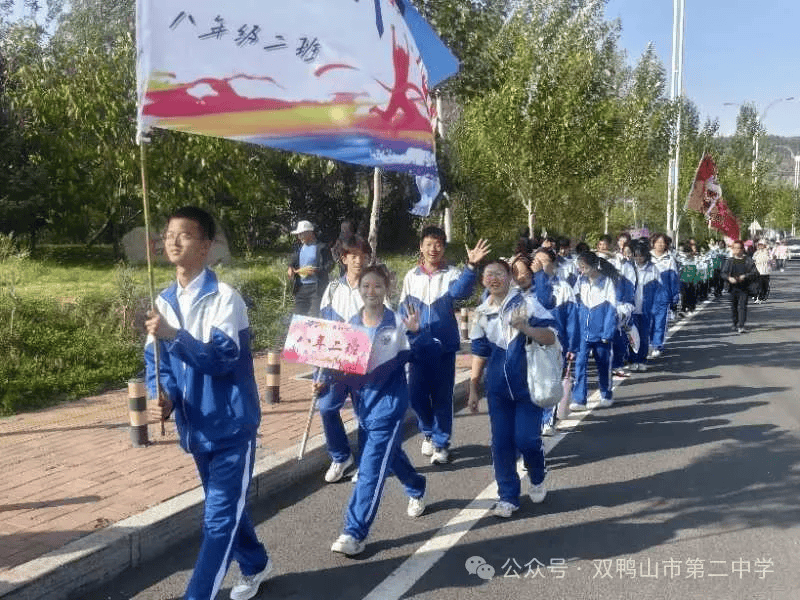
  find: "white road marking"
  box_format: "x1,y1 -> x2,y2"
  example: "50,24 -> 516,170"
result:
363,297 -> 714,600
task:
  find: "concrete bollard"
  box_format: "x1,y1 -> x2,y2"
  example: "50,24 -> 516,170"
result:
264,351 -> 281,404
128,378 -> 149,447
459,308 -> 470,341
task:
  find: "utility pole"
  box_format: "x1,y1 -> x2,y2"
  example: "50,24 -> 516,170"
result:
666,0 -> 686,241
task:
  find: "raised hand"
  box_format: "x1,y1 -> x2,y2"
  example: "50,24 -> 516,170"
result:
508,304 -> 528,331
465,238 -> 491,265
402,302 -> 420,333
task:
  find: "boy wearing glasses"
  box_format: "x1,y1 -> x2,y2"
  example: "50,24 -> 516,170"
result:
145,206 -> 271,600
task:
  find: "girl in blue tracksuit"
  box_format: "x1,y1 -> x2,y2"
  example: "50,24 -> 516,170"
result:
469,260 -> 558,518
649,233 -> 680,356
399,226 -> 490,464
630,242 -> 662,370
610,246 -> 636,374
528,248 -> 579,433
324,265 -> 434,556
571,252 -> 620,409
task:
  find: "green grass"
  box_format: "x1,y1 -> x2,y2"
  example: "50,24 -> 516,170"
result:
1,245 -> 481,415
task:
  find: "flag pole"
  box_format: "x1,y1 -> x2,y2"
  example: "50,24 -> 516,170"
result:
139,139 -> 165,436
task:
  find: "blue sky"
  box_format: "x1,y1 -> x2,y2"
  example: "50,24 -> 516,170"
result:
605,0 -> 800,138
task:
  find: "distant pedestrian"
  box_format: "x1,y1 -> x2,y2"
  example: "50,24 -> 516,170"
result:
330,219 -> 357,277
773,240 -> 788,272
752,241 -> 771,303
287,220 -> 334,317
145,206 -> 272,600
721,240 -> 758,333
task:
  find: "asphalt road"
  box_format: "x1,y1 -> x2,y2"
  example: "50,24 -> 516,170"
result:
84,262 -> 800,600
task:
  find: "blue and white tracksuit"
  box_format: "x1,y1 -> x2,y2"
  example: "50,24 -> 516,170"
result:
470,289 -> 556,506
650,252 -> 680,350
631,261 -> 662,365
328,308 -> 431,542
572,274 -> 619,405
316,277 -> 366,464
145,268 -> 267,600
531,271 -> 579,427
556,255 -> 578,287
400,263 -> 477,450
610,257 -> 636,369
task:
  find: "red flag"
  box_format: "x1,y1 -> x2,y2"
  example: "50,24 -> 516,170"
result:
686,154 -> 722,216
708,198 -> 741,240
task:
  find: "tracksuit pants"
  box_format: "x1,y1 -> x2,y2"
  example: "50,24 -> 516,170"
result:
408,351 -> 456,450
343,418 -> 425,541
650,301 -> 670,350
730,288 -> 749,328
318,382 -> 355,463
187,437 -> 269,600
487,390 -> 546,506
612,327 -> 629,369
629,313 -> 651,365
572,340 -> 612,404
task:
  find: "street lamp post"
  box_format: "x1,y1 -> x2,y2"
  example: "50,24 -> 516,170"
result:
724,97 -> 796,177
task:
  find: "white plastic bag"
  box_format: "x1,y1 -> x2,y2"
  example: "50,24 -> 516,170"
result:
526,338 -> 563,408
626,324 -> 640,354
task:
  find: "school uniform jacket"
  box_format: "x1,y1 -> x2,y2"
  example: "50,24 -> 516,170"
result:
470,289 -> 557,403
531,271 -> 579,355
399,263 -> 476,354
334,309 -> 437,429
651,252 -> 681,305
319,276 -> 364,323
610,256 -> 636,324
145,268 -> 261,455
573,274 -> 619,343
633,261 -> 662,316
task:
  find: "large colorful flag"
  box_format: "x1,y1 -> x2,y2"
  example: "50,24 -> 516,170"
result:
686,154 -> 740,240
136,0 -> 459,216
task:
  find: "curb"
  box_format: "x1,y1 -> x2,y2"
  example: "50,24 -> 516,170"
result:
0,372 -> 471,600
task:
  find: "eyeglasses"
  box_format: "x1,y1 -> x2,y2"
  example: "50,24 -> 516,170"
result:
163,232 -> 198,243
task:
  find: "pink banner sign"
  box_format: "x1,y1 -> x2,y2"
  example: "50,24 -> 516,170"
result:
282,315 -> 372,374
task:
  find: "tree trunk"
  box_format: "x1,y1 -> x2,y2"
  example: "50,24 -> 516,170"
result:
368,167 -> 381,260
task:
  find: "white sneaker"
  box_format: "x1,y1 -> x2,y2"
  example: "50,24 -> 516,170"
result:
420,437 -> 434,457
568,402 -> 588,412
350,468 -> 359,483
324,455 -> 354,483
493,500 -> 519,518
650,348 -> 662,358
431,447 -> 450,465
331,533 -> 365,556
230,559 -> 273,600
407,494 -> 426,517
638,363 -> 648,372
612,368 -> 630,378
529,480 -> 547,504
541,424 -> 555,437
598,397 -> 614,408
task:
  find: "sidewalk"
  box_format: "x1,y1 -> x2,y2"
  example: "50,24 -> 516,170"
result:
0,352 -> 473,600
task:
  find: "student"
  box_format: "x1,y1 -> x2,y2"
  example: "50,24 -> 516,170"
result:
649,233 -> 680,358
630,242 -> 662,371
468,260 -> 557,518
145,207 -> 271,600
530,248 -> 579,434
321,265 -> 432,556
399,227 -> 490,465
570,252 -> 619,410
752,241 -> 771,303
287,220 -> 334,317
317,237 -> 373,483
609,243 -> 636,377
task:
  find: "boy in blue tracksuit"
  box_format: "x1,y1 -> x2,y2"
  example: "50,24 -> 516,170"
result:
530,248 -> 579,433
630,242 -> 662,370
649,233 -> 680,357
571,252 -> 619,410
145,207 -> 270,600
469,260 -> 558,518
316,237 -> 373,483
322,265 -> 434,556
399,227 -> 490,465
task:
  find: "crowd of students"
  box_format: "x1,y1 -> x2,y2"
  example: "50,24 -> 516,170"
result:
145,205 -> 786,600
